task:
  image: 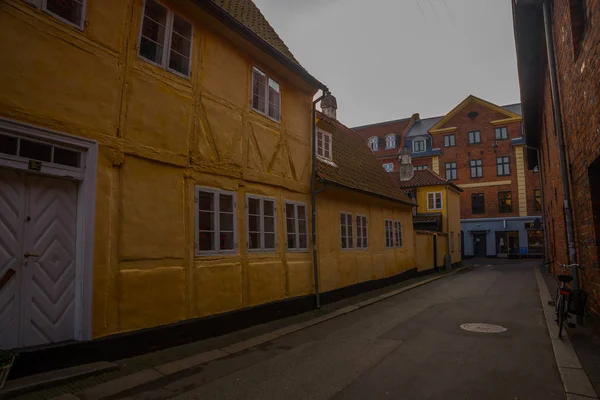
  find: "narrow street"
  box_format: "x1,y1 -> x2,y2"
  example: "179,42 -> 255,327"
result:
127,261 -> 565,400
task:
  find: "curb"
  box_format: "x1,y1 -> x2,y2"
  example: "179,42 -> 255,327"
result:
534,268 -> 599,399
58,266 -> 468,400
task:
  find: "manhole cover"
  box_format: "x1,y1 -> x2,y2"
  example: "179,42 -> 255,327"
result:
460,323 -> 507,333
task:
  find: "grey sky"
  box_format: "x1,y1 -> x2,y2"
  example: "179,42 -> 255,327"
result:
253,0 -> 521,127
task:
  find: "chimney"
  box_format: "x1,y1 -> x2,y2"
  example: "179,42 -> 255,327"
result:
411,113 -> 420,122
322,94 -> 337,120
398,147 -> 415,181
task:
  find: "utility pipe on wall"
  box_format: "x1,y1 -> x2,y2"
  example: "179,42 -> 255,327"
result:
311,90 -> 329,309
542,1 -> 579,290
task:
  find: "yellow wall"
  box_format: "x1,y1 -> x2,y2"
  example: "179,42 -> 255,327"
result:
515,145 -> 528,217
432,156 -> 440,175
415,185 -> 462,265
415,233 -> 434,272
316,187 -> 416,292
0,0 -> 317,337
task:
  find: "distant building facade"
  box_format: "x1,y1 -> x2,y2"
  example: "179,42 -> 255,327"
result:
354,96 -> 544,258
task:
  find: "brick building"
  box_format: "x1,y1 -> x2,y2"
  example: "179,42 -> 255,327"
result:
354,96 -> 544,257
513,0 -> 600,320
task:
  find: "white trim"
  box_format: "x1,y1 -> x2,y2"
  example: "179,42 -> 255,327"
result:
384,219 -> 394,248
246,194 -> 277,252
284,201 -> 308,252
251,66 -> 281,123
394,220 -> 403,248
412,139 -> 426,153
340,211 -> 353,250
316,129 -> 332,161
0,117 -> 97,342
385,134 -> 396,149
368,136 -> 379,151
355,214 -> 368,250
382,163 -> 394,172
195,187 -> 237,256
138,0 -> 193,79
27,0 -> 87,30
427,191 -> 443,210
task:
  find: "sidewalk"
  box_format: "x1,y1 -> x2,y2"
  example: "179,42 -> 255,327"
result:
9,267 -> 467,400
539,264 -> 600,396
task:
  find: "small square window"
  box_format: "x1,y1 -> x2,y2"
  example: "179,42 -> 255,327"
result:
385,135 -> 396,149
252,67 -> 281,121
413,140 -> 426,153
444,135 -> 456,147
317,130 -> 333,160
383,163 -> 394,172
494,127 -> 508,140
427,192 -> 443,210
415,165 -> 428,171
468,131 -> 481,144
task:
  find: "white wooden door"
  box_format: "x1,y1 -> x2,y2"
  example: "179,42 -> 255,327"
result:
0,169 -> 78,348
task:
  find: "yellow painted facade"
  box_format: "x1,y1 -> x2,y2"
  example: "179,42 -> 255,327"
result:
316,187 -> 416,292
514,145 -> 528,216
432,156 -> 440,174
414,185 -> 462,264
0,0 -> 319,337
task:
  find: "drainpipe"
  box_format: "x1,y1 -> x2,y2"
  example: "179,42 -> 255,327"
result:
311,89 -> 329,309
542,1 -> 579,291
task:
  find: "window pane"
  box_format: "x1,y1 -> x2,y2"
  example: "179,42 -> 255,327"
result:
0,134 -> 18,156
19,139 -> 52,162
198,231 -> 214,251
219,213 -> 234,231
53,147 -> 81,167
298,219 -> 307,235
140,37 -> 164,64
357,237 -> 362,248
268,79 -> 280,120
252,68 -> 266,112
248,198 -> 260,215
140,0 -> 167,63
199,211 -> 214,230
168,51 -> 190,76
287,234 -> 296,249
264,216 -> 275,233
45,0 -> 83,25
248,232 -> 261,249
198,191 -> 214,211
299,234 -> 308,249
297,205 -> 306,219
287,218 -> 296,234
218,194 -> 233,213
286,204 -> 295,218
264,233 -> 275,249
248,215 -> 260,232
219,231 -> 234,250
341,236 -> 347,249
263,200 -> 275,216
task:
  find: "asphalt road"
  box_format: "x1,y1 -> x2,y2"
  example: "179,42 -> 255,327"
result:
129,261 -> 565,400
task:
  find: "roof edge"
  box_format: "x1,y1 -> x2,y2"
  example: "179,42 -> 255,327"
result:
351,117 -> 412,131
318,177 -> 416,206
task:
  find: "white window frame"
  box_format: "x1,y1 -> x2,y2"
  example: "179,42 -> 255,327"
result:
356,214 -> 368,249
383,163 -> 394,172
316,129 -> 332,161
138,0 -> 193,78
413,139 -> 426,153
394,221 -> 403,248
284,201 -> 308,252
340,212 -> 354,249
251,66 -> 281,122
427,192 -> 443,210
385,134 -> 396,149
25,0 -> 87,30
368,137 -> 379,151
495,126 -> 509,140
496,156 -> 510,176
195,187 -> 237,255
415,165 -> 428,171
385,220 -> 394,248
246,194 -> 277,252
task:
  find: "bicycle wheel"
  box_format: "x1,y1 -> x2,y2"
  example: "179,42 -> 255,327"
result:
557,296 -> 565,339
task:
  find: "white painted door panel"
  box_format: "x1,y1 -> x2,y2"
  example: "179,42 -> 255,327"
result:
0,169 -> 25,349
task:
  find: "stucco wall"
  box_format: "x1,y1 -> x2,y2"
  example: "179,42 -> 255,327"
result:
316,187 -> 416,292
0,0 -> 317,337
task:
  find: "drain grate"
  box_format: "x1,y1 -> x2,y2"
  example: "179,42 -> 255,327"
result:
460,323 -> 507,333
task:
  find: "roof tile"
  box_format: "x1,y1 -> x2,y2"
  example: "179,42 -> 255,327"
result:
392,169 -> 463,192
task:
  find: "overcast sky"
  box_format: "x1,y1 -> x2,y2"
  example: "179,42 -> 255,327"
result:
253,0 -> 521,127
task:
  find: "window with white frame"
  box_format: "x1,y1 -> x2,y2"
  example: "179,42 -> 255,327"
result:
413,139 -> 426,153
316,130 -> 332,160
196,187 -> 236,254
139,0 -> 193,77
495,126 -> 508,140
383,163 -> 394,172
394,221 -> 403,247
356,215 -> 368,249
26,0 -> 86,29
368,137 -> 379,151
252,67 -> 281,121
468,131 -> 481,144
247,195 -> 276,251
385,135 -> 396,149
496,156 -> 510,176
444,135 -> 456,147
415,165 -> 428,171
427,192 -> 443,210
340,212 -> 353,249
385,220 -> 394,248
285,202 -> 308,251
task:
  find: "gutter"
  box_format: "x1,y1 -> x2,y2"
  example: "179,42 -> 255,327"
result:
311,90 -> 329,309
542,1 -> 579,290
317,178 -> 416,207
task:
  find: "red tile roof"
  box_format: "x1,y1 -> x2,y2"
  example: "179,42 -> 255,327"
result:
316,112 -> 415,205
392,169 -> 463,192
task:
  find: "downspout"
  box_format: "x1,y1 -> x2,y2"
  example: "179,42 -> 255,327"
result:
311,89 -> 329,309
542,1 -> 579,290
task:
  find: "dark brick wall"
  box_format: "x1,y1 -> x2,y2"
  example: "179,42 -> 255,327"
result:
536,0 -> 600,318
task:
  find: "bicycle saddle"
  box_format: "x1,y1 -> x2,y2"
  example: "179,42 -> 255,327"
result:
557,274 -> 573,283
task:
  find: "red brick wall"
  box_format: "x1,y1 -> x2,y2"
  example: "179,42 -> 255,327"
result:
537,0 -> 600,320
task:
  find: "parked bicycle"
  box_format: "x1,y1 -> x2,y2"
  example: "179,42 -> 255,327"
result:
553,262 -> 585,338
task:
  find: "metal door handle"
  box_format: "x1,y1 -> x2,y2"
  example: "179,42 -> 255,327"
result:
24,252 -> 40,258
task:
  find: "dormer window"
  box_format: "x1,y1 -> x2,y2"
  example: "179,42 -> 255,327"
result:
413,139 -> 426,153
385,135 -> 396,149
316,129 -> 332,160
368,137 -> 379,151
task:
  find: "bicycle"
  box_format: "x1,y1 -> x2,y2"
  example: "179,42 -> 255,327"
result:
553,262 -> 584,339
